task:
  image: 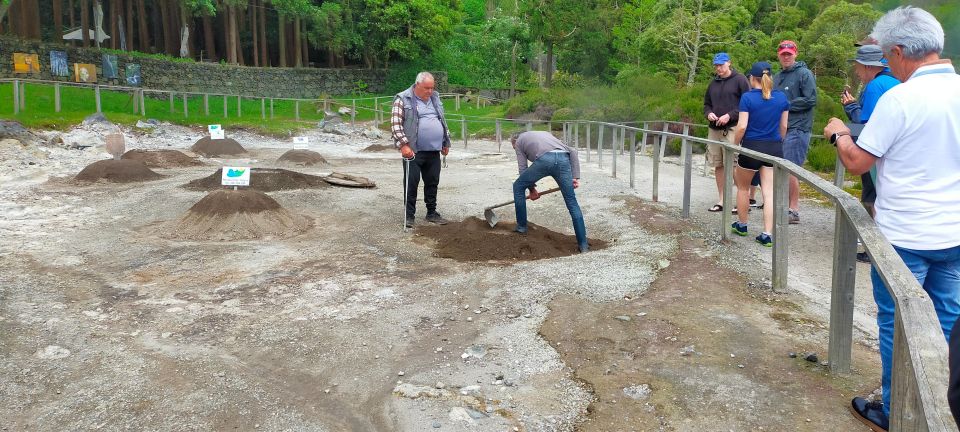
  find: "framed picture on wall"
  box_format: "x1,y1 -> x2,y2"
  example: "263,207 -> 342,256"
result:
102,54 -> 119,79
74,63 -> 97,83
13,53 -> 41,73
125,64 -> 141,86
50,51 -> 69,77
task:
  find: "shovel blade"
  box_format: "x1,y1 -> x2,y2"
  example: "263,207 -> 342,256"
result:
484,208 -> 499,228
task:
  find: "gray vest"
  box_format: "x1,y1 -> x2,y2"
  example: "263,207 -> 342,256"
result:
394,86 -> 451,152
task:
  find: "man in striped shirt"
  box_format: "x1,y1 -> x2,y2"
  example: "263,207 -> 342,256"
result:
391,72 -> 452,228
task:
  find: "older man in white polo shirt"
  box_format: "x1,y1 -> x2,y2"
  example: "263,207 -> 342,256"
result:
824,6 -> 960,431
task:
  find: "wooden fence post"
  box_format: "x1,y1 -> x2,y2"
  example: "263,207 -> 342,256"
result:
223,95 -> 228,118
721,147 -> 734,241
829,208 -> 858,374
182,93 -> 188,117
261,98 -> 266,119
585,123 -> 591,162
772,164 -> 790,290
598,124 -> 604,169
611,126 -> 619,178
132,90 -> 139,114
496,119 -> 502,152
574,122 -> 579,149
95,85 -> 102,113
270,98 -> 274,119
652,134 -> 660,202
834,154 -> 846,188
20,82 -> 26,110
55,83 -> 61,113
237,95 -> 242,117
461,117 -> 468,148
351,99 -> 356,125
169,92 -> 174,113
455,94 -> 460,111
681,132 -> 692,218
13,80 -> 20,114
140,90 -> 146,117
629,127 -> 636,188
203,94 -> 209,116
295,100 -> 300,121
659,122 -> 669,159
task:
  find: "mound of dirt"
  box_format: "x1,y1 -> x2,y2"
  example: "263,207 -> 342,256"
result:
185,168 -> 329,192
158,189 -> 312,241
122,149 -> 202,168
277,149 -> 328,166
74,159 -> 165,183
190,137 -> 247,157
362,144 -> 395,152
415,217 -> 607,263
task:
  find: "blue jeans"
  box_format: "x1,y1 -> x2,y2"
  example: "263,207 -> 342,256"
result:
871,244 -> 960,417
513,152 -> 588,251
782,129 -> 811,166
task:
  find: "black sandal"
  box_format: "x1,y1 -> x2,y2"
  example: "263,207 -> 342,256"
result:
708,204 -> 723,212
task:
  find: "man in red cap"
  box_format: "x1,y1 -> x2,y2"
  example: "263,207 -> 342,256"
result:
773,40 -> 817,224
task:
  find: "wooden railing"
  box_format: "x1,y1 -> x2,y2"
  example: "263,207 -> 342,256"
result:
559,120 -> 954,432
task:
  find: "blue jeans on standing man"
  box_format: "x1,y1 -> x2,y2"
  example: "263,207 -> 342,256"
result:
871,244 -> 960,418
513,151 -> 588,252
782,128 -> 811,166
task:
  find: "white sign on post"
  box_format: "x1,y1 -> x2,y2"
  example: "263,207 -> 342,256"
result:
208,124 -> 225,140
221,166 -> 250,187
293,136 -> 309,149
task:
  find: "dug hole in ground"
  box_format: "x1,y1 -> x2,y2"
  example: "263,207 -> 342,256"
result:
0,119 -> 882,431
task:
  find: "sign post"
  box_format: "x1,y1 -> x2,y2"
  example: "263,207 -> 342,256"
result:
208,124 -> 225,140
221,166 -> 251,191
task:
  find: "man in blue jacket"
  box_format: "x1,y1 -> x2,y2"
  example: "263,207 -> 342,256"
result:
841,44 -> 900,263
773,40 -> 817,224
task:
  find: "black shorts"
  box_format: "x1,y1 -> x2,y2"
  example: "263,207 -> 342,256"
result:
861,172 -> 876,204
738,139 -> 783,171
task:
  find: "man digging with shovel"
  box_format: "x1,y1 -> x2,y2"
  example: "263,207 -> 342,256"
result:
510,131 -> 589,253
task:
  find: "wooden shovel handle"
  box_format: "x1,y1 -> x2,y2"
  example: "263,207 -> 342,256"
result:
485,187 -> 561,211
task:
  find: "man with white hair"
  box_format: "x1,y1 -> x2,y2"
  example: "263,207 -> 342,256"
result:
824,7 -> 960,431
391,72 -> 452,228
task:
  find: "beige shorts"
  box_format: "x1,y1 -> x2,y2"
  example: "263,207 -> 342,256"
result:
706,128 -> 738,168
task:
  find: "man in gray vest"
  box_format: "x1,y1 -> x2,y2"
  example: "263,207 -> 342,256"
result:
511,131 -> 588,253
391,72 -> 451,228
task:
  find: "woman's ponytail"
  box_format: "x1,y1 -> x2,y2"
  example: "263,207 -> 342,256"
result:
761,72 -> 773,100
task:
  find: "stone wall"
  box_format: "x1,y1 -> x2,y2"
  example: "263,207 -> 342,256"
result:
0,36 -> 445,98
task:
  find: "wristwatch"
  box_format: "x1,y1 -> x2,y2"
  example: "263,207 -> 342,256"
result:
830,131 -> 850,146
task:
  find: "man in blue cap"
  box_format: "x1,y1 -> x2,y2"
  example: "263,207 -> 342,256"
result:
841,44 -> 901,264
703,52 -> 750,213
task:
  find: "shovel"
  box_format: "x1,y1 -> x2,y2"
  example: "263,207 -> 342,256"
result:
483,187 -> 561,228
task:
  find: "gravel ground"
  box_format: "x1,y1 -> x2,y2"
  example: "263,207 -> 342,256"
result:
0,119 -> 880,431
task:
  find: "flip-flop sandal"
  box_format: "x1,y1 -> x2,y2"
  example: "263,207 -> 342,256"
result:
708,204 -> 723,212
731,207 -> 752,214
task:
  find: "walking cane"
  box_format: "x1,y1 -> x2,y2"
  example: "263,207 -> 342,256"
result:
403,154 -> 415,231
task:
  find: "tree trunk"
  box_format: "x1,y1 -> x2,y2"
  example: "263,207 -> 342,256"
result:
277,14 -> 286,67
544,41 -> 554,88
225,4 -> 237,64
179,4 -> 190,58
157,0 -> 169,54
80,0 -> 90,46
510,41 -> 517,98
93,0 -> 103,47
258,0 -> 267,66
250,3 -> 258,66
109,0 -> 117,48
293,16 -> 301,67
32,0 -> 42,38
234,8 -> 244,65
7,0 -> 19,36
301,21 -> 308,67
136,0 -> 150,51
53,0 -> 64,41
125,0 -> 134,50
202,15 -> 217,61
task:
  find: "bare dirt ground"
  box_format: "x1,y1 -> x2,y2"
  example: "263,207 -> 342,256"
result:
0,120 -> 881,431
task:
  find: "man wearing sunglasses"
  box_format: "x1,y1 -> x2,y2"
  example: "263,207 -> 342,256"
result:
773,40 -> 817,224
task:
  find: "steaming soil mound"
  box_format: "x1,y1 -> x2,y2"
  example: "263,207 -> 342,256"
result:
277,149 -> 328,166
74,159 -> 165,183
190,137 -> 247,157
415,217 -> 607,263
158,189 -> 312,241
185,168 -> 329,192
122,149 -> 202,168
362,144 -> 394,152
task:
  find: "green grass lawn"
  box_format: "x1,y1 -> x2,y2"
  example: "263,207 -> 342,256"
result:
0,82 -> 506,137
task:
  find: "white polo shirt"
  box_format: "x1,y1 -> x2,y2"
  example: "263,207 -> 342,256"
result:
856,62 -> 960,250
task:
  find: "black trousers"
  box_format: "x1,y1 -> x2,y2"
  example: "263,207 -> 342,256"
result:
403,151 -> 441,218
